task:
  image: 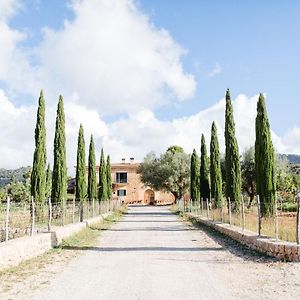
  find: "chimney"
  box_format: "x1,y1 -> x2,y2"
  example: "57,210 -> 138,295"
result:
121,158 -> 125,163
130,157 -> 134,164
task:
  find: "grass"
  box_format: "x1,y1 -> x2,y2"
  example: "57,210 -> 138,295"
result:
0,206 -> 126,294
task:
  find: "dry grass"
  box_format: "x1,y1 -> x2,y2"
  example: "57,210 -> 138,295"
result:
176,202 -> 298,243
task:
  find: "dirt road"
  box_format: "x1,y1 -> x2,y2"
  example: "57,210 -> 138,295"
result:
7,206 -> 300,299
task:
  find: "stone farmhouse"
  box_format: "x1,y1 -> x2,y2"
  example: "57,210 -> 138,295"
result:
98,157 -> 175,205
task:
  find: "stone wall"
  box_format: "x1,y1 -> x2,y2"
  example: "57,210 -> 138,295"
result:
186,213 -> 300,262
0,213 -> 110,271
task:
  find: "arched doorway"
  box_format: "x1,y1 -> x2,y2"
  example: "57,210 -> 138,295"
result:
144,189 -> 155,205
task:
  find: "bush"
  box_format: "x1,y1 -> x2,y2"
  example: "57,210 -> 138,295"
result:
279,202 -> 297,212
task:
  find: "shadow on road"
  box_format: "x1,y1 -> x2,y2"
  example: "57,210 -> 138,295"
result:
61,245 -> 225,252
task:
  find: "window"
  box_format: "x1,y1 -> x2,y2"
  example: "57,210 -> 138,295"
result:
116,172 -> 127,183
117,189 -> 127,196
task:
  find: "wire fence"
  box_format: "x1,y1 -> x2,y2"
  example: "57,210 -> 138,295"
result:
176,194 -> 300,244
0,197 -> 122,243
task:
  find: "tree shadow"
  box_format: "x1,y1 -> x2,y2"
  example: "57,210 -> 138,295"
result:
62,245 -> 225,252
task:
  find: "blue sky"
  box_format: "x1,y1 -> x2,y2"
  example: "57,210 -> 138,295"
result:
0,0 -> 300,169
8,0 -> 300,135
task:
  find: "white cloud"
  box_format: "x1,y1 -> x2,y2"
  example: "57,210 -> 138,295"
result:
208,62 -> 222,78
0,88 -> 299,172
34,0 -> 195,114
0,0 -> 22,21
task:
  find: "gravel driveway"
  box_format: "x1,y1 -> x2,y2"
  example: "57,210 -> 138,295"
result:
28,206 -> 300,300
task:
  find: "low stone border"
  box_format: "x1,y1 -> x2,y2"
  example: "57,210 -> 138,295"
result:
0,213 -> 111,271
186,213 -> 300,262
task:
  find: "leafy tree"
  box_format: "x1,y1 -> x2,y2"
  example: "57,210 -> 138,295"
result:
88,135 -> 97,201
139,148 -> 190,200
255,94 -> 276,217
200,134 -> 210,200
98,148 -> 107,201
224,89 -> 241,209
76,125 -> 87,202
31,90 -> 46,219
210,122 -> 223,207
106,155 -> 112,200
241,146 -> 256,208
51,96 -> 67,205
7,180 -> 31,203
190,149 -> 200,202
166,145 -> 184,155
45,163 -> 52,198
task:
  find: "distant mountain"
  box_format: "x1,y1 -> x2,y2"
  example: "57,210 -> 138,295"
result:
0,166 -> 31,187
279,154 -> 300,164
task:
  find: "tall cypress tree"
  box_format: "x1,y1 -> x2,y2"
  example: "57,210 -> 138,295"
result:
98,148 -> 107,201
31,90 -> 46,220
255,94 -> 276,217
45,163 -> 52,198
200,134 -> 210,200
106,155 -> 112,200
76,124 -> 87,201
224,89 -> 241,208
51,95 -> 67,205
210,122 -> 223,207
190,149 -> 200,202
88,135 -> 97,202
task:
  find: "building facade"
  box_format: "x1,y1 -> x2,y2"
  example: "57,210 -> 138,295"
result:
109,158 -> 175,205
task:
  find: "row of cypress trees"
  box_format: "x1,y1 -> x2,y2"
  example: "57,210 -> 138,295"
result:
190,89 -> 276,217
31,90 -> 112,220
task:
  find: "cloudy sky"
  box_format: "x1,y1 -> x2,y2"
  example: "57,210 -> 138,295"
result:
0,0 -> 299,172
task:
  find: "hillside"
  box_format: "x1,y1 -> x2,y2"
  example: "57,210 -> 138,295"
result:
0,166 -> 31,187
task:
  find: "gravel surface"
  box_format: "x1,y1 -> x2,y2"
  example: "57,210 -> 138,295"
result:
4,206 -> 300,299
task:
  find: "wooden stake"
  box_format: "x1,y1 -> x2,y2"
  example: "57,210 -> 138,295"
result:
296,195 -> 300,245
257,195 -> 262,236
206,198 -> 209,219
274,193 -> 279,241
228,197 -> 232,225
241,195 -> 245,231
72,196 -> 75,223
5,196 -> 10,242
31,196 -> 35,236
48,198 -> 52,232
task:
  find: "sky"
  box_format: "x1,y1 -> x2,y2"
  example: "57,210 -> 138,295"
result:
0,0 -> 299,172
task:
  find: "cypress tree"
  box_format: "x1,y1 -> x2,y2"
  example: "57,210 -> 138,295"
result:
106,155 -> 112,200
75,124 -> 87,201
88,135 -> 97,202
98,148 -> 107,201
210,122 -> 223,207
51,95 -> 67,205
200,134 -> 210,200
224,89 -> 241,208
45,163 -> 52,198
190,149 -> 200,202
31,90 -> 46,220
255,94 -> 276,217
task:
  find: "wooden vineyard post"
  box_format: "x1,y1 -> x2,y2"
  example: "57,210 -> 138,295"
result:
48,198 -> 52,232
206,198 -> 210,219
220,197 -> 224,223
72,196 -> 75,223
31,196 -> 35,236
274,192 -> 279,241
201,198 -> 204,216
228,197 -> 232,226
5,196 -> 10,242
257,195 -> 262,236
296,192 -> 300,245
241,195 -> 245,231
92,198 -> 95,217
